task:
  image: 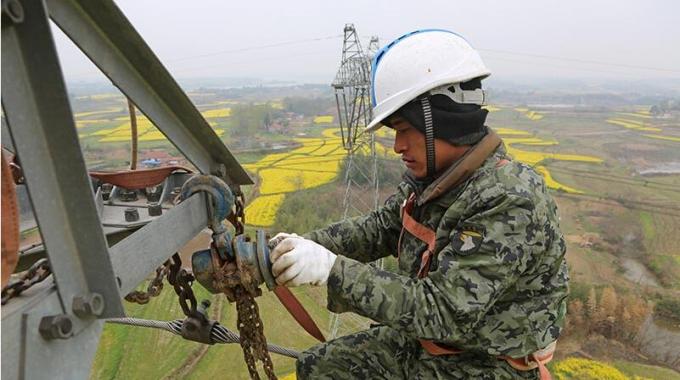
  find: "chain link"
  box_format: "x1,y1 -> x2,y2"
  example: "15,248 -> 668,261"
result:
235,286 -> 277,380
1,258 -> 51,304
228,191 -> 246,236
167,253 -> 199,317
124,259 -> 171,304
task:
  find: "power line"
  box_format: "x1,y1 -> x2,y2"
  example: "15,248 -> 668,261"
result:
478,48 -> 680,74
167,35 -> 342,63
376,34 -> 680,75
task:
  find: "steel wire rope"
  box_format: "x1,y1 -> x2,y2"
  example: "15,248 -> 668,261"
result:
106,317 -> 300,359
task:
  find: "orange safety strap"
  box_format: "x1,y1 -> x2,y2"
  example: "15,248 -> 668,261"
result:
400,193 -> 436,278
502,351 -> 554,380
273,286 -> 326,342
1,151 -> 20,288
400,191 -> 553,380
89,165 -> 192,189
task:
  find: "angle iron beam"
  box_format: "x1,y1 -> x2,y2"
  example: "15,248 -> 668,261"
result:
109,193 -> 208,295
1,0 -> 124,318
46,0 -> 252,186
1,282 -> 103,380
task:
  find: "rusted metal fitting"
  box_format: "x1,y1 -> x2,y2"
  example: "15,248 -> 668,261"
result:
179,175 -> 234,260
120,189 -> 138,202
101,183 -> 113,201
145,185 -> 161,203
72,292 -> 105,318
2,0 -> 24,24
39,314 -> 73,340
148,202 -> 162,216
124,207 -> 140,222
192,230 -> 275,297
179,299 -> 216,345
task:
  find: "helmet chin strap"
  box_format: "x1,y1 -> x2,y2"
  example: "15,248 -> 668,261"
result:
420,97 -> 436,178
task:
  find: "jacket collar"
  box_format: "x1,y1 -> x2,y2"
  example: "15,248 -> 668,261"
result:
406,130 -> 502,206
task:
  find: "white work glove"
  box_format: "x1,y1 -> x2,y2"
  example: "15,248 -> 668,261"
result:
269,235 -> 337,287
268,232 -> 300,249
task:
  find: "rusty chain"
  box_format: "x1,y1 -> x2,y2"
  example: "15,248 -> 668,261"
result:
228,190 -> 246,236
212,191 -> 277,380
235,285 -> 276,380
124,259 -> 171,305
1,258 -> 51,304
167,253 -> 198,317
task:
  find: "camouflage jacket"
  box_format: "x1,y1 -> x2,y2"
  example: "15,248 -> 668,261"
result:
306,143 -> 569,358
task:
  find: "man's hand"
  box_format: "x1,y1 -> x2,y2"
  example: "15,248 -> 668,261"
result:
268,232 -> 300,250
270,236 -> 337,287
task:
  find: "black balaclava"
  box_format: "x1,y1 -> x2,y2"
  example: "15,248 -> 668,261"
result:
389,77 -> 489,178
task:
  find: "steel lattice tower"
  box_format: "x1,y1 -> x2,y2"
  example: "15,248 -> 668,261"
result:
329,25 -> 381,339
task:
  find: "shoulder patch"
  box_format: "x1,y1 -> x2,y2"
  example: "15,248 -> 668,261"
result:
451,224 -> 485,255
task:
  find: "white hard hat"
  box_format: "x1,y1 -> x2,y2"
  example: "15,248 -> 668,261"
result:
366,29 -> 490,132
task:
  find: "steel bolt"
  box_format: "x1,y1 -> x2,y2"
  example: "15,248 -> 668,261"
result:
124,207 -> 140,222
148,202 -> 162,216
101,183 -> 113,201
2,0 -> 24,24
39,314 -> 73,340
146,186 -> 161,203
72,292 -> 105,318
120,189 -> 138,202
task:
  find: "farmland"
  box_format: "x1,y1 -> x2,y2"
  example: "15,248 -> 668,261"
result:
63,86 -> 680,379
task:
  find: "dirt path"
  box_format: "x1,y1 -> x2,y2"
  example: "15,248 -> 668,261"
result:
620,258 -> 661,287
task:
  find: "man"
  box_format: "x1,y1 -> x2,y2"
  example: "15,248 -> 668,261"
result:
270,30 -> 568,379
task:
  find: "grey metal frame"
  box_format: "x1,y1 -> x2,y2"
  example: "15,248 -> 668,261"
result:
1,0 -> 251,378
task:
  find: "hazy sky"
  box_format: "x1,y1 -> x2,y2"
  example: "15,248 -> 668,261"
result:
53,0 -> 680,85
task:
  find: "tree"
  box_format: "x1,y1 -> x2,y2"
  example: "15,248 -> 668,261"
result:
567,299 -> 585,332
586,287 -> 598,320
599,286 -> 619,320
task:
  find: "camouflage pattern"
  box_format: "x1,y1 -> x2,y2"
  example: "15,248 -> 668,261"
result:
303,143 -> 569,378
297,325 -> 539,379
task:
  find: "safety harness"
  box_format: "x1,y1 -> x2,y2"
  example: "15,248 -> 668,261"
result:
398,131 -> 555,380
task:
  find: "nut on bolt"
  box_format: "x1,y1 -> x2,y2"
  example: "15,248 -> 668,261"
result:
2,0 -> 25,24
72,292 -> 105,318
125,207 -> 140,222
39,314 -> 73,340
148,202 -> 162,216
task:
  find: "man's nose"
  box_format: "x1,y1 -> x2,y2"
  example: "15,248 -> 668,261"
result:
393,134 -> 406,154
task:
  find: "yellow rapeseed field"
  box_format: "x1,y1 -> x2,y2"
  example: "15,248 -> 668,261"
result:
643,134 -> 680,142
202,108 -> 232,118
75,94 -> 123,101
245,194 -> 286,227
498,128 -> 602,194
483,105 -> 502,112
244,126 -> 600,226
514,108 -> 544,121
75,119 -> 110,129
313,115 -> 334,124
619,112 -> 653,119
74,107 -> 122,119
245,129 -> 348,226
606,118 -> 661,132
552,358 -> 650,380
93,117 -> 223,143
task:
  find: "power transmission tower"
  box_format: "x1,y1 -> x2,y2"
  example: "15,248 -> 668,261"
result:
329,25 -> 381,339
